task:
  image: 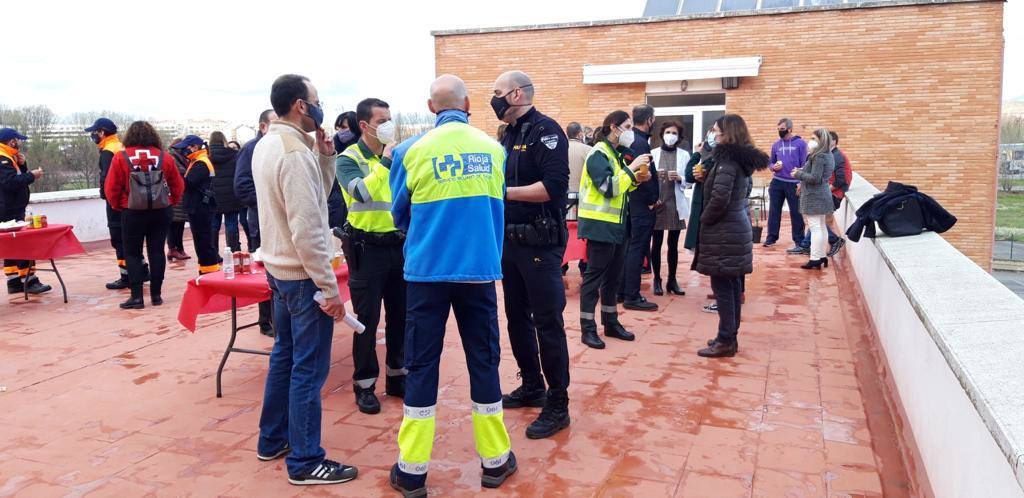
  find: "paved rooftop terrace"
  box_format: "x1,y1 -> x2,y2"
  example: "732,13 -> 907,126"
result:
0,231 -> 912,497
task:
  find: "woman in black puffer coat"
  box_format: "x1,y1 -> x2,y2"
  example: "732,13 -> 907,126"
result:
208,132 -> 244,253
693,114 -> 769,358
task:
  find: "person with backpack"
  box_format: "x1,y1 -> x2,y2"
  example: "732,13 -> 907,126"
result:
104,121 -> 184,309
172,135 -> 220,274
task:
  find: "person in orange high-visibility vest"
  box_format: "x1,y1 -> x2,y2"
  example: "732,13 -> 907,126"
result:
0,128 -> 51,295
171,135 -> 220,274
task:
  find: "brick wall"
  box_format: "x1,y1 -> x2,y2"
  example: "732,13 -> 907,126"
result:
435,1 -> 1004,269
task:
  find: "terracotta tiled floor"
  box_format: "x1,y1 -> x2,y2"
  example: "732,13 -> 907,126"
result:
0,231 -> 911,497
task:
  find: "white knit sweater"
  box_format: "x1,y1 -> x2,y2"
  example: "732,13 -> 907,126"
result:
252,121 -> 340,299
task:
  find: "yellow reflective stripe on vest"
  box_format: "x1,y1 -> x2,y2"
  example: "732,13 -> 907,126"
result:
578,141 -> 631,224
397,404 -> 436,475
471,401 -> 511,468
339,144 -> 397,233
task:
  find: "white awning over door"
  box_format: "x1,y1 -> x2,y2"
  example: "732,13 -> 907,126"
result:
582,56 -> 762,84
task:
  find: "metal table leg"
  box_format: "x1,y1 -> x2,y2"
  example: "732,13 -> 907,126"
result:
22,260 -> 68,303
216,296 -> 270,398
50,259 -> 68,304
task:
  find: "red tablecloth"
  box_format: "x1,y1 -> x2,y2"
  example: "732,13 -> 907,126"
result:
0,224 -> 85,260
178,265 -> 351,332
563,221 -> 587,265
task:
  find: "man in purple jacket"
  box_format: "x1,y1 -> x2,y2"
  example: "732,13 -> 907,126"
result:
765,117 -> 807,249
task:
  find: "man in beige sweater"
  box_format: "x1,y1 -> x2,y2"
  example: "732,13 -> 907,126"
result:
252,74 -> 358,487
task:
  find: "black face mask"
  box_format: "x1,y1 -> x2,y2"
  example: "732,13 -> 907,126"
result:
490,85 -> 533,120
90,132 -> 101,144
779,129 -> 789,139
490,93 -> 512,120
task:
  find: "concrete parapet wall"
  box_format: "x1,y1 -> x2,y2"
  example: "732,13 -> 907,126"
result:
840,173 -> 1024,497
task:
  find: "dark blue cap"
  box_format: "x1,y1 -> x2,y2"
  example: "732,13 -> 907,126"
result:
0,128 -> 28,142
84,118 -> 117,133
172,135 -> 205,149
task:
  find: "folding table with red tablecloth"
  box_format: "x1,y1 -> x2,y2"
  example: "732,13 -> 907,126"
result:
0,224 -> 85,303
177,265 -> 350,397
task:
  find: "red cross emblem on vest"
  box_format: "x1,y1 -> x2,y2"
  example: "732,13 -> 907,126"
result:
129,149 -> 158,171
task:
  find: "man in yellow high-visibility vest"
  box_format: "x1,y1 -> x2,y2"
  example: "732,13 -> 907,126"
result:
335,97 -> 406,415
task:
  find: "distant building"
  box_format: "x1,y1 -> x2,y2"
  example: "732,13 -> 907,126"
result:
434,0 -> 1005,268
1001,144 -> 1024,175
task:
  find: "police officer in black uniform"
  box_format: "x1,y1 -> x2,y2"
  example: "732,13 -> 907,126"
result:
492,70 -> 571,440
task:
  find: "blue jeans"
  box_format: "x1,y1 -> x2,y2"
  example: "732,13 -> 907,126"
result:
258,275 -> 335,476
800,226 -> 840,249
766,179 -> 805,245
212,211 -> 241,252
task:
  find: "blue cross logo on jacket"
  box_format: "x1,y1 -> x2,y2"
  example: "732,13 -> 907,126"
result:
432,154 -> 463,180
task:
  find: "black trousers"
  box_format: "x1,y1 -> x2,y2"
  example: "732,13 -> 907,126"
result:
247,222 -> 271,329
710,275 -> 743,345
168,222 -> 186,251
187,207 -> 220,273
106,203 -> 127,276
348,242 -> 406,389
580,240 -> 625,326
620,211 -> 655,299
3,207 -> 34,279
650,229 -> 681,282
502,241 -> 570,393
122,208 -> 171,294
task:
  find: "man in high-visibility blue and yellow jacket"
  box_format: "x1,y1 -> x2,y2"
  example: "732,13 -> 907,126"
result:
386,75 -> 516,496
335,98 -> 406,415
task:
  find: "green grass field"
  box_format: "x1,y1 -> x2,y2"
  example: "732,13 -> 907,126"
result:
997,192 -> 1024,230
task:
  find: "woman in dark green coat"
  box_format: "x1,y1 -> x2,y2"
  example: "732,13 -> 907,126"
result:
683,139 -> 716,250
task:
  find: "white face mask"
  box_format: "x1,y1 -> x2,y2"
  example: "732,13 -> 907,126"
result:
371,120 -> 396,145
663,132 -> 678,147
807,139 -> 819,151
617,128 -> 634,148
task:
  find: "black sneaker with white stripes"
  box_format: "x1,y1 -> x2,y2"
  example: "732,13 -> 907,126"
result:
257,444 -> 290,461
288,459 -> 358,486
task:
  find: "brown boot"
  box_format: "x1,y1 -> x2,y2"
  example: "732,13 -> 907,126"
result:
697,341 -> 737,358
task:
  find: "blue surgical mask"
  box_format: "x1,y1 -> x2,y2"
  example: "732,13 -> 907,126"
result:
303,100 -> 324,129
706,130 -> 718,149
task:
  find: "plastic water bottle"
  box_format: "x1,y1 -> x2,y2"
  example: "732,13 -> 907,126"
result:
223,247 -> 235,280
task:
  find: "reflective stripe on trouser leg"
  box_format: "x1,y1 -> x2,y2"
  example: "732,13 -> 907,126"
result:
601,305 -> 617,314
118,259 -> 127,276
580,312 -> 595,321
397,404 -> 436,475
472,401 -> 511,469
387,367 -> 409,377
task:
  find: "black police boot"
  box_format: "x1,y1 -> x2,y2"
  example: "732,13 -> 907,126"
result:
481,451 -> 517,489
501,374 -> 546,409
355,385 -> 381,414
666,278 -> 685,296
580,320 -> 605,349
653,278 -> 664,296
390,464 -> 427,498
24,276 -> 52,295
526,390 -> 570,439
386,375 -> 406,398
604,322 -> 635,342
120,285 -> 145,310
106,275 -> 129,290
7,276 -> 24,295
623,295 -> 658,312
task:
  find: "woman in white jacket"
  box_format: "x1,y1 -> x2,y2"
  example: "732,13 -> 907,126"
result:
650,121 -> 691,296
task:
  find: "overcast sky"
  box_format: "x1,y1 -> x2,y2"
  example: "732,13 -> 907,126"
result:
4,0 -> 1021,124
